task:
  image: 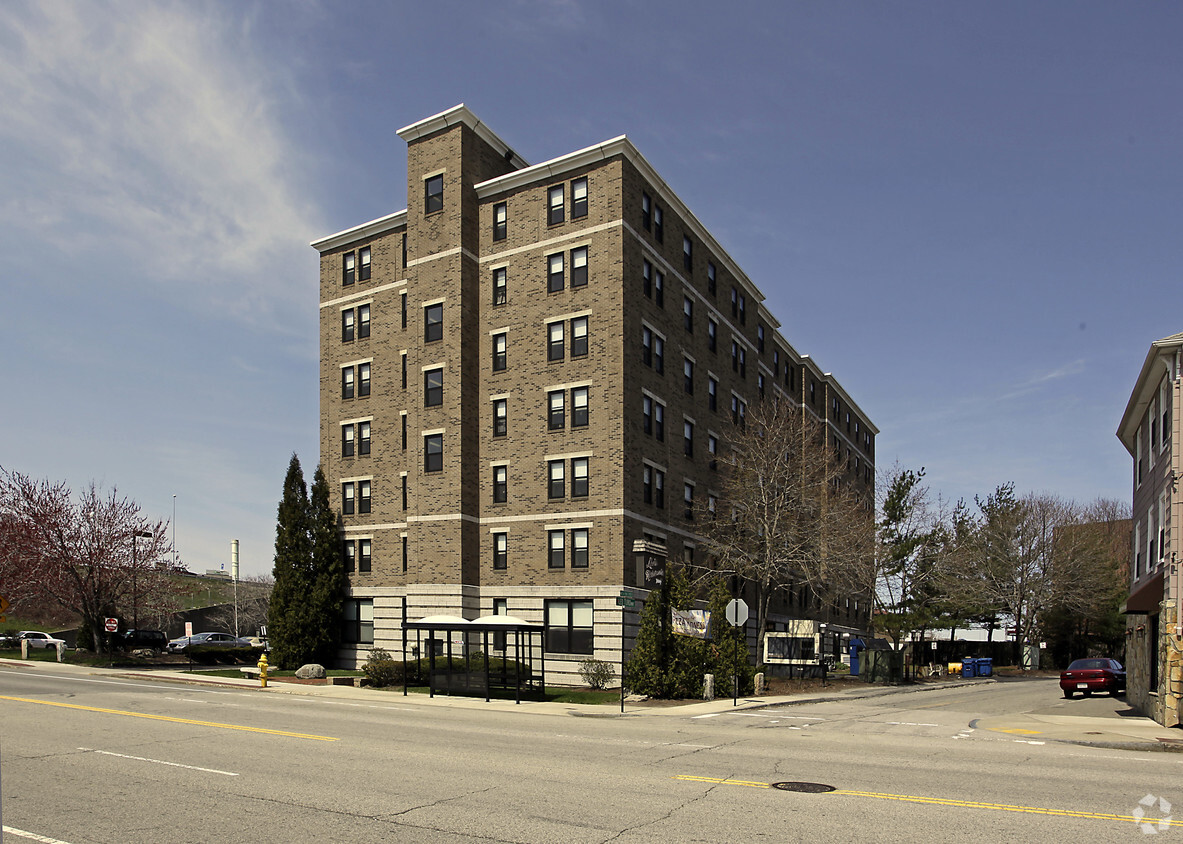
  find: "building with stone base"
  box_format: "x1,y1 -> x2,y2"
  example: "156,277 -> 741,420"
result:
312,105 -> 877,683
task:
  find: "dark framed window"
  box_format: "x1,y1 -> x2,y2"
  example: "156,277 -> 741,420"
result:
708,376 -> 718,411
641,192 -> 651,230
493,465 -> 507,503
358,538 -> 371,572
572,528 -> 589,569
653,205 -> 663,242
571,457 -> 589,498
757,324 -> 765,354
424,303 -> 443,342
642,327 -> 653,367
643,260 -> 652,298
643,395 -> 653,435
571,247 -> 587,288
643,465 -> 653,504
424,368 -> 443,407
342,367 -> 355,399
731,286 -> 738,319
425,174 -> 443,214
758,373 -> 765,399
738,293 -> 746,324
401,292 -> 407,329
548,531 -> 566,569
359,246 -> 371,281
358,480 -> 371,514
548,253 -> 564,293
548,460 -> 565,499
654,269 -> 664,308
342,599 -> 374,644
359,421 -> 371,455
492,333 -> 507,371
342,482 -> 355,515
401,474 -> 407,510
493,399 -> 507,437
358,363 -> 371,396
571,316 -> 588,357
571,178 -> 588,219
683,358 -> 694,394
546,599 -> 593,653
654,401 -> 665,442
402,534 -> 408,572
683,483 -> 694,520
548,185 -> 564,225
358,304 -> 370,338
401,413 -> 407,450
343,308 -> 355,342
653,334 -> 664,374
684,420 -> 694,457
683,297 -> 693,332
548,390 -> 565,430
342,424 -> 355,457
493,532 -> 508,570
493,267 -> 507,305
402,352 -> 407,388
738,347 -> 746,379
708,318 -> 717,352
493,202 -> 507,241
654,468 -> 665,508
708,434 -> 718,470
683,235 -> 692,272
343,251 -> 356,286
343,539 -> 356,572
548,322 -> 564,361
424,434 -> 443,473
572,387 -> 589,427
707,262 -> 716,296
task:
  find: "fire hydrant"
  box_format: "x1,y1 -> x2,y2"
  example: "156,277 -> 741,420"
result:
257,653 -> 269,689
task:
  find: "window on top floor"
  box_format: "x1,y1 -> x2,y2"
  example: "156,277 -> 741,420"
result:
343,251 -> 356,286
707,262 -> 716,296
571,178 -> 588,219
548,185 -> 564,225
653,205 -> 664,242
359,247 -> 371,281
642,192 -> 651,230
683,236 -> 692,272
425,175 -> 443,214
493,202 -> 507,241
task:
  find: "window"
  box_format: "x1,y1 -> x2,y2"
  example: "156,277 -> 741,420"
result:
358,538 -> 371,572
401,292 -> 407,329
572,528 -> 589,569
358,480 -> 370,514
708,493 -> 717,519
546,599 -> 592,653
731,341 -> 739,372
572,387 -> 589,427
757,324 -> 765,354
425,174 -> 443,214
342,482 -> 355,515
493,399 -> 507,437
493,267 -> 507,305
708,376 -> 718,411
572,457 -> 589,498
571,247 -> 588,288
492,333 -> 507,371
738,293 -> 746,324
683,236 -> 692,272
342,599 -> 374,644
342,424 -> 355,457
653,333 -> 664,373
343,252 -> 356,286
402,233 -> 407,266
571,316 -> 588,357
732,395 -> 746,426
493,532 -> 508,570
493,202 -> 507,241
343,309 -> 355,342
358,304 -> 370,338
359,247 -> 371,281
424,368 -> 443,407
683,483 -> 694,520
707,262 -> 716,296
708,434 -> 718,470
548,253 -> 564,293
402,534 -> 408,572
424,303 -> 443,342
731,286 -> 738,319
654,269 -> 664,307
343,540 -> 355,572
643,260 -> 652,298
654,467 -> 665,508
642,192 -> 651,230
643,465 -> 653,504
683,297 -> 693,332
708,318 -> 717,352
758,373 -> 765,399
571,177 -> 588,218
642,327 -> 653,366
342,367 -> 355,399
655,401 -> 665,441
683,358 -> 694,394
401,474 -> 407,510
548,321 -> 565,361
684,420 -> 694,457
548,460 -> 565,499
493,465 -> 507,503
737,347 -> 746,379
358,421 -> 371,455
548,530 -> 565,569
424,434 -> 443,473
358,363 -> 370,396
548,185 -> 564,225
548,390 -> 565,430
643,395 -> 653,435
653,205 -> 663,242
401,413 -> 407,450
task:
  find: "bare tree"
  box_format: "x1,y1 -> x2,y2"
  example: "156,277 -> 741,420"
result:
696,402 -> 875,657
0,468 -> 180,653
206,576 -> 273,637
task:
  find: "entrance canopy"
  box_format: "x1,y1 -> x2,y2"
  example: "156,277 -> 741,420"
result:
402,615 -> 545,703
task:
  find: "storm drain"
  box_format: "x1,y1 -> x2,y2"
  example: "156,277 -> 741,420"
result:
770,782 -> 836,793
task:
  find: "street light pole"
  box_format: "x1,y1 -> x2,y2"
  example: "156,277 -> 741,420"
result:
131,530 -> 151,630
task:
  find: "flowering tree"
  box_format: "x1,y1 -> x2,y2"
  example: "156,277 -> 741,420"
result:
0,468 -> 179,653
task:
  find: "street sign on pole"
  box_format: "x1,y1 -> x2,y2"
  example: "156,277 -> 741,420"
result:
615,596 -> 635,608
725,598 -> 749,627
104,618 -> 118,633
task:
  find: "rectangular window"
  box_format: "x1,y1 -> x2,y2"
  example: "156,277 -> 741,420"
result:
571,247 -> 588,288
653,205 -> 663,242
655,401 -> 665,442
654,270 -> 664,307
424,434 -> 443,473
572,387 -> 589,427
571,316 -> 588,357
359,246 -> 371,281
572,457 -> 589,498
642,192 -> 651,230
401,413 -> 407,450
548,185 -> 564,225
643,465 -> 653,504
758,373 -> 765,399
708,376 -> 718,411
401,474 -> 407,510
493,202 -> 507,241
424,368 -> 443,407
343,540 -> 355,572
738,293 -> 746,324
548,321 -> 565,361
683,297 -> 693,332
572,528 -> 589,569
548,460 -> 565,499
548,390 -> 565,430
642,327 -> 653,367
342,482 -> 355,515
683,235 -> 693,272
343,251 -> 356,286
342,367 -> 355,399
342,424 -> 355,457
492,332 -> 507,371
547,252 -> 565,293
571,177 -> 588,218
654,334 -> 664,374
401,291 -> 407,329
402,233 -> 407,266
342,308 -> 355,342
358,362 -> 371,396
708,318 -> 717,352
757,324 -> 765,354
493,398 -> 507,437
425,174 -> 443,214
424,302 -> 443,342
358,304 -> 370,338
493,532 -> 508,570
493,465 -> 507,503
643,395 -> 653,435
642,259 -> 652,298
708,434 -> 718,470
683,483 -> 694,520
546,599 -> 593,654
358,538 -> 371,572
358,480 -> 371,514
402,534 -> 408,573
358,421 -> 371,455
731,286 -> 738,319
684,420 -> 694,457
655,468 -> 665,508
342,599 -> 374,645
493,267 -> 507,305
683,358 -> 694,394
707,262 -> 716,296
548,531 -> 566,570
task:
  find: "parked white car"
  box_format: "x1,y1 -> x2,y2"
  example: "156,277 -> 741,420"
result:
17,630 -> 66,650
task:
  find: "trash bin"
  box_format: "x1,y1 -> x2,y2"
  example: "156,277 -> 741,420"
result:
961,659 -> 976,678
977,658 -> 993,677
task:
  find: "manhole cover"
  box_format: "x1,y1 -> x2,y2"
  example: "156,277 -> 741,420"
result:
771,782 -> 836,793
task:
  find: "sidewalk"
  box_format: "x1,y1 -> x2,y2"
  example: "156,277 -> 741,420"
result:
6,657 -> 1181,751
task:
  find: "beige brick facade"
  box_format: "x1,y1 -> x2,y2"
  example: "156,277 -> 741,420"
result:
313,106 -> 878,682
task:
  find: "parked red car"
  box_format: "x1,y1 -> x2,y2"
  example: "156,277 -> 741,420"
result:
1060,658 -> 1125,698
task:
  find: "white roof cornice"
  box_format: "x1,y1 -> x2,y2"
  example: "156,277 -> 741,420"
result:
311,210 -> 407,253
397,104 -> 529,170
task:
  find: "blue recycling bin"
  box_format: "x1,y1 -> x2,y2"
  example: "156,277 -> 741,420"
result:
961,659 -> 976,678
977,658 -> 993,677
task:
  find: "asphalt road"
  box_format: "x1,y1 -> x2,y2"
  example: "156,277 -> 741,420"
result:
1,669 -> 1179,843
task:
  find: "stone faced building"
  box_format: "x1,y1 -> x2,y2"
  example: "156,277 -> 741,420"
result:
313,105 -> 877,681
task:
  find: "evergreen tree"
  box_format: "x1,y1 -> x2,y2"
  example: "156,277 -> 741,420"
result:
308,464 -> 345,665
268,454 -> 312,669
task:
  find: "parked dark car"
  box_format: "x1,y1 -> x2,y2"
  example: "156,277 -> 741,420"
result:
116,629 -> 168,653
166,632 -> 254,653
1060,658 -> 1125,698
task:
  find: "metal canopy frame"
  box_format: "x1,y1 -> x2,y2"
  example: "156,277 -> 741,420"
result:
401,616 -> 546,704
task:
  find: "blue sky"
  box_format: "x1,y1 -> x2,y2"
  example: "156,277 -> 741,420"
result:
1,1 -> 1178,577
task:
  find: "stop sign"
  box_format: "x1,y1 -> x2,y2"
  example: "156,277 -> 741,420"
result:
104,618 -> 118,632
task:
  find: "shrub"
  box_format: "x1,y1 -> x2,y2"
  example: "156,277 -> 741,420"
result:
578,657 -> 614,690
364,647 -> 400,687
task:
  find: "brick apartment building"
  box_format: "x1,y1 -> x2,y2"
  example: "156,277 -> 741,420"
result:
312,105 -> 878,681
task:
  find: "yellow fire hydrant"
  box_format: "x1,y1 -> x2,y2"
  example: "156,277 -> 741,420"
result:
258,653 -> 269,689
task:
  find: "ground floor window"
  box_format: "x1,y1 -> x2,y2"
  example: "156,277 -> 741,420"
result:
342,598 -> 374,644
545,599 -> 593,654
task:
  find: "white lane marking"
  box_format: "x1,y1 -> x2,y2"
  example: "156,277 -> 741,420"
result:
672,744 -> 715,748
692,713 -> 721,719
78,747 -> 239,776
3,826 -> 77,843
1014,740 -> 1046,746
884,721 -> 941,727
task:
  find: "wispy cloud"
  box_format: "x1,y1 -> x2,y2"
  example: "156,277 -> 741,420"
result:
998,358 -> 1087,400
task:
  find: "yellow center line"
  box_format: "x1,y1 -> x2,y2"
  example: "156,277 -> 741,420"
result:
0,696 -> 339,741
674,777 -> 1183,828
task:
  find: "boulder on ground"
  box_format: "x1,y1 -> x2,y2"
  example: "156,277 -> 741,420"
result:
295,663 -> 326,680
